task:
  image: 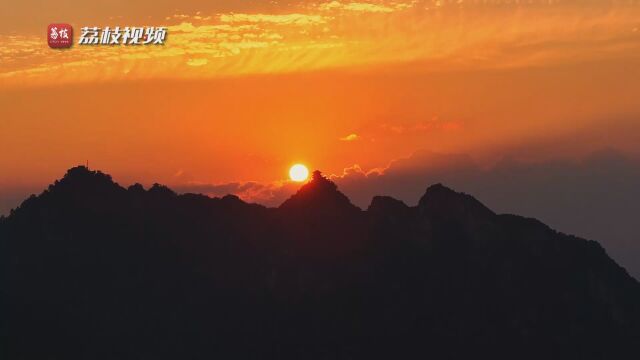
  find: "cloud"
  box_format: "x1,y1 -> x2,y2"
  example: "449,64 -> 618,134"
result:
3,2 -> 640,86
340,133 -> 360,141
187,58 -> 208,66
219,13 -> 327,25
318,1 -> 397,13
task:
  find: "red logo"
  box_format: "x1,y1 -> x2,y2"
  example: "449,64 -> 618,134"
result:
48,24 -> 73,48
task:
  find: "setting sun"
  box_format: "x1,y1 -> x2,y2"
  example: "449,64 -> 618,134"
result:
289,164 -> 309,182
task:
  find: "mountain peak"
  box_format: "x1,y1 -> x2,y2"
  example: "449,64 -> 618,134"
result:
48,166 -> 118,194
63,165 -> 102,181
279,170 -> 360,213
368,195 -> 409,213
418,183 -> 494,219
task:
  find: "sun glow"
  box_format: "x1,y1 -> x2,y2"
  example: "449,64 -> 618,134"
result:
289,164 -> 309,182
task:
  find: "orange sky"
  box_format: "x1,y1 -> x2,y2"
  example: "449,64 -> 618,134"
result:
1,0 -> 640,209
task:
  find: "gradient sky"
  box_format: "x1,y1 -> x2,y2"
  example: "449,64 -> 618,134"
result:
1,0 -> 640,204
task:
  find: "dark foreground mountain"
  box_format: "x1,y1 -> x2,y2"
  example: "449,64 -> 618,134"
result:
1,167 -> 639,359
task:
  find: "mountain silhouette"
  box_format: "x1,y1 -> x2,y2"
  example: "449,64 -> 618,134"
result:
280,170 -> 360,213
1,166 -> 639,359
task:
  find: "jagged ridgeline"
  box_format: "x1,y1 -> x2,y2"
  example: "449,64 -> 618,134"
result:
2,166 -> 639,359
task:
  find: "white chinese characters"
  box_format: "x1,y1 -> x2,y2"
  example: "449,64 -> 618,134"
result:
49,26 -> 70,40
78,27 -> 166,45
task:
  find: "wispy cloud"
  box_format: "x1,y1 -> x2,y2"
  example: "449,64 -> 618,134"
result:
340,133 -> 360,141
2,2 -> 640,86
219,13 -> 328,25
318,0 -> 417,13
187,58 -> 208,66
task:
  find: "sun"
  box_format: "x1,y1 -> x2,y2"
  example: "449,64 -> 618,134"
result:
289,164 -> 309,182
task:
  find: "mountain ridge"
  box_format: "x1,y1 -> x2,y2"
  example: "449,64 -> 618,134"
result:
2,166 -> 639,359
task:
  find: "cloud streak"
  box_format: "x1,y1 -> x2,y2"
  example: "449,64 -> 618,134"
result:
219,13 -> 328,25
2,1 -> 640,86
318,1 -> 401,13
340,133 -> 360,141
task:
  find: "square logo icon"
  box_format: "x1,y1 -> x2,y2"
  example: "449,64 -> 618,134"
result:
48,24 -> 73,48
